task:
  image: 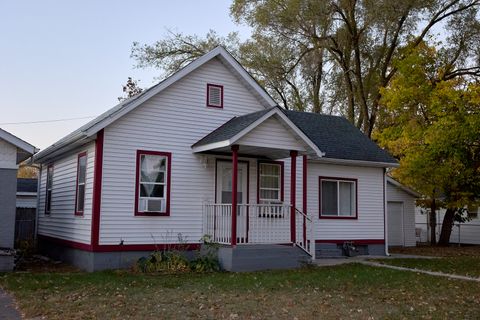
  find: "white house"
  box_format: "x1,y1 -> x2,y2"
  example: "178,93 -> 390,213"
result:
33,47 -> 398,271
386,177 -> 420,247
0,129 -> 37,271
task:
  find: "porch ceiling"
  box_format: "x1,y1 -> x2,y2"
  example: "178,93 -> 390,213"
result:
204,145 -> 306,160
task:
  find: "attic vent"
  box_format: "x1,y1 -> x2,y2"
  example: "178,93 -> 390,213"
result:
207,84 -> 223,108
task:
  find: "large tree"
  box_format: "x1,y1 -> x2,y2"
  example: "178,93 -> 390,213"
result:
130,0 -> 480,136
376,42 -> 480,245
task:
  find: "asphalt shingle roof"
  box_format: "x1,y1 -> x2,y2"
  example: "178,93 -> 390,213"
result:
283,110 -> 397,164
193,107 -> 397,164
192,108 -> 274,147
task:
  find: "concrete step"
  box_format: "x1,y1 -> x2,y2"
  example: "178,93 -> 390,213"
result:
316,248 -> 344,257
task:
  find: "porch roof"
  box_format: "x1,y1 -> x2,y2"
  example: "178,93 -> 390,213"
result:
192,107 -> 398,166
191,107 -> 323,159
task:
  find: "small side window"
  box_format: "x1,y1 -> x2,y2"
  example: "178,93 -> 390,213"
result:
207,84 -> 223,108
75,152 -> 87,215
45,164 -> 54,215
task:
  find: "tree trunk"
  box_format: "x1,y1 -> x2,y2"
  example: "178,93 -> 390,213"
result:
429,199 -> 437,245
438,208 -> 456,246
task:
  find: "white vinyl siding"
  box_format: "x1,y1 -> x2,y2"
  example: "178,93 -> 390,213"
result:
387,182 -> 416,247
0,139 -> 17,169
236,115 -> 306,151
99,57 -> 266,245
307,163 -> 385,240
37,142 -> 95,244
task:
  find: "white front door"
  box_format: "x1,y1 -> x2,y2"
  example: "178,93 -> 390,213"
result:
216,161 -> 248,204
216,161 -> 249,243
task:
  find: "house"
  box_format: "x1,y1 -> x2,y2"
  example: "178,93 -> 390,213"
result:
33,47 -> 398,272
416,206 -> 480,245
0,129 -> 37,271
15,178 -> 38,247
386,177 -> 420,247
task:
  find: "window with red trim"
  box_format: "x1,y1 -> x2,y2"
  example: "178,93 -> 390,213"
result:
258,162 -> 283,203
206,84 -> 223,108
45,164 -> 54,215
75,152 -> 87,215
135,150 -> 171,216
319,177 -> 357,218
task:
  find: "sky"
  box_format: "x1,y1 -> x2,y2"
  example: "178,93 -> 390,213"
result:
0,0 -> 250,149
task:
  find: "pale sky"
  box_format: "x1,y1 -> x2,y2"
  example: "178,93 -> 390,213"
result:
0,1 -> 250,149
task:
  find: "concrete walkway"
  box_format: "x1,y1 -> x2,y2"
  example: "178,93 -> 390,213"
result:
314,254 -> 480,283
358,260 -> 480,283
0,289 -> 21,320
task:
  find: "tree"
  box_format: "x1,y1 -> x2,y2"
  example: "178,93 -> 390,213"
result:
376,42 -> 480,245
118,77 -> 143,102
130,0 -> 480,136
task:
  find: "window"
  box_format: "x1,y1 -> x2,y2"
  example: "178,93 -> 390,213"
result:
135,150 -> 171,216
258,162 -> 283,203
75,152 -> 87,215
206,84 -> 223,108
45,164 -> 54,215
319,177 -> 357,218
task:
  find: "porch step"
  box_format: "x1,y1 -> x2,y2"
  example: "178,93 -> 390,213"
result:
217,244 -> 311,272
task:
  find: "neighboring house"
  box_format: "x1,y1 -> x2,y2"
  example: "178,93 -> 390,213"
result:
0,129 -> 37,271
15,178 -> 38,247
33,47 -> 398,272
386,177 -> 420,247
416,207 -> 480,245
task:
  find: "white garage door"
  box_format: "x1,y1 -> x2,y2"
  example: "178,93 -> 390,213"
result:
388,202 -> 404,246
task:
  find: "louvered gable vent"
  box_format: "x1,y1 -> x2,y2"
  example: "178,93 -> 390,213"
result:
207,84 -> 223,108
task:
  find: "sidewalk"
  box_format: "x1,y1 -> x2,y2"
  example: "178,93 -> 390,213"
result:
0,289 -> 21,320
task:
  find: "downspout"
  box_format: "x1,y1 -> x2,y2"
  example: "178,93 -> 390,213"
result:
384,168 -> 390,256
34,165 -> 42,249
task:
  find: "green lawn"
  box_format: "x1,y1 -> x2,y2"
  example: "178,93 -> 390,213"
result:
373,256 -> 480,278
2,264 -> 480,319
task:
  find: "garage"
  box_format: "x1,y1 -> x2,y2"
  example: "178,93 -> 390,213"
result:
387,202 -> 404,246
386,178 -> 420,247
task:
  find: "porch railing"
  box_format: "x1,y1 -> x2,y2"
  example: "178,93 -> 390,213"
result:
203,203 -> 315,257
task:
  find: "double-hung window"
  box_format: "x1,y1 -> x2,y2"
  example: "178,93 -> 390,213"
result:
75,152 -> 87,215
45,164 -> 54,215
319,178 -> 357,218
258,162 -> 283,204
135,150 -> 171,216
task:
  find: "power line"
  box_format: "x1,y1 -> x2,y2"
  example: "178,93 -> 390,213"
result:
0,116 -> 95,125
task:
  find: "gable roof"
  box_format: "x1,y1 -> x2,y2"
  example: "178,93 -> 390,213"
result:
192,107 -> 323,157
0,128 -> 38,163
193,107 -> 398,166
387,177 -> 421,197
283,110 -> 398,165
34,46 -> 277,163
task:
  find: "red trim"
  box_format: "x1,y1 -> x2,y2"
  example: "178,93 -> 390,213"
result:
290,150 -> 297,243
44,164 -> 54,215
256,160 -> 284,203
315,239 -> 385,245
319,176 -> 358,219
206,83 -> 224,108
134,150 -> 172,216
231,145 -> 239,246
302,155 -> 307,246
91,129 -> 104,248
74,151 -> 87,216
38,235 -> 200,252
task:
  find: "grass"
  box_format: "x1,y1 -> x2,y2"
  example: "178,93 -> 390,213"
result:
373,257 -> 480,278
1,264 -> 480,319
376,245 -> 480,279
